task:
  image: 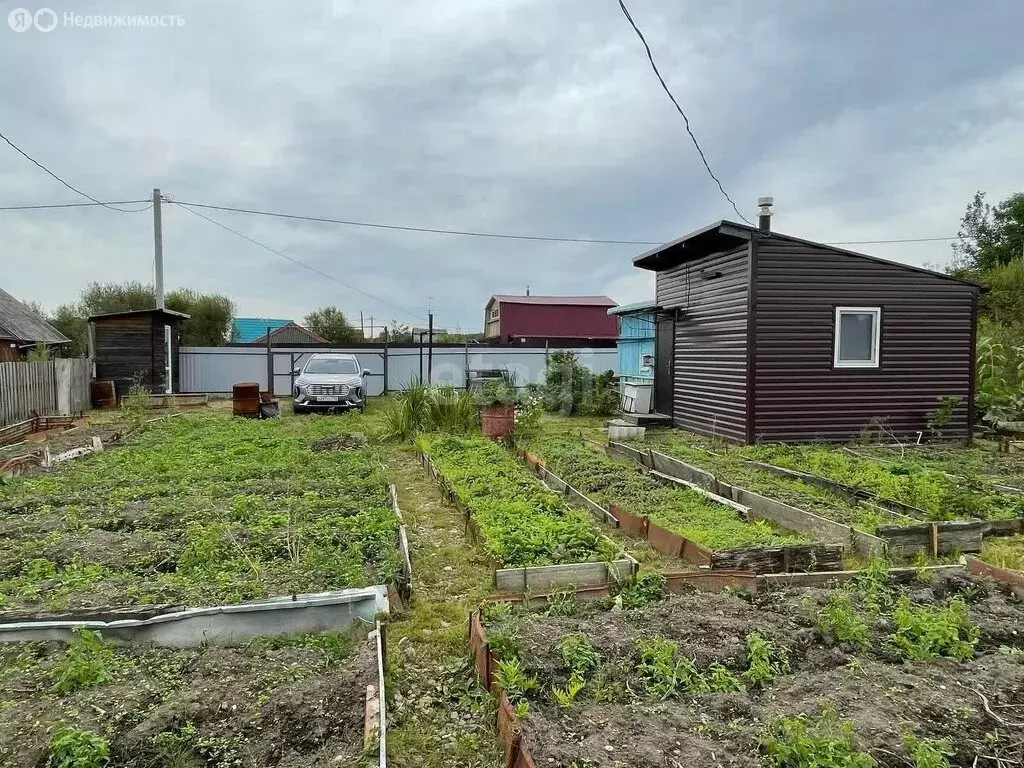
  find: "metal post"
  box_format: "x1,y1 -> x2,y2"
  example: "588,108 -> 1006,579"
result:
464,341 -> 470,390
418,332 -> 424,383
427,312 -> 434,385
153,188 -> 164,309
382,327 -> 389,394
265,326 -> 272,394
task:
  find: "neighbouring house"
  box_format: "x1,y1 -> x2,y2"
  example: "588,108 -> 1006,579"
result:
0,288 -> 71,362
232,317 -> 292,344
483,295 -> 618,345
632,202 -> 979,443
248,322 -> 328,346
608,301 -> 659,414
89,308 -> 189,397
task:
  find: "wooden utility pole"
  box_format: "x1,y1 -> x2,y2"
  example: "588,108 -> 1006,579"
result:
153,188 -> 164,309
360,310 -> 365,339
427,313 -> 434,385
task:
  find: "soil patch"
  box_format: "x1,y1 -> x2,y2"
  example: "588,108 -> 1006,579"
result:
312,433 -> 368,452
0,629 -> 377,768
487,572 -> 1024,767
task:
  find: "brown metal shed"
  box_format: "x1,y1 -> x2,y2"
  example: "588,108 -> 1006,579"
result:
88,308 -> 189,398
634,219 -> 980,443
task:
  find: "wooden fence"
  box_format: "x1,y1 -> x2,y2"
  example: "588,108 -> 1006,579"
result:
0,359 -> 91,426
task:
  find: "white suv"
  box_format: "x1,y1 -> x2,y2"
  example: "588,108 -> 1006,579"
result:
292,354 -> 370,414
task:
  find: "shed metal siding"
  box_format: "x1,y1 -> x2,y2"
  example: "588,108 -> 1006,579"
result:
752,238 -> 977,441
617,313 -> 655,379
498,303 -> 618,340
656,246 -> 749,441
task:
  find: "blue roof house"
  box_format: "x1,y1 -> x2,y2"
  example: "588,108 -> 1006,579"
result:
232,317 -> 292,344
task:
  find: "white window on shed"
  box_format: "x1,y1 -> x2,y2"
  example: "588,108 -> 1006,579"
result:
834,307 -> 880,368
489,306 -> 500,321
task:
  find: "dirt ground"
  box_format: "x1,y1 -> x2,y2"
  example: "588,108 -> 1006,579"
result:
492,573 -> 1024,768
0,629 -> 378,768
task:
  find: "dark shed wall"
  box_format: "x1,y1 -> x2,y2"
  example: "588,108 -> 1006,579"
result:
93,315 -> 155,397
752,238 -> 977,441
656,245 -> 749,441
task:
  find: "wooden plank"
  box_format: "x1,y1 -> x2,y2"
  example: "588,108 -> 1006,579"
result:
648,470 -> 751,517
664,570 -> 758,594
606,441 -> 651,467
757,564 -> 965,589
649,449 -> 717,489
494,559 -> 634,592
983,518 -> 1024,537
876,520 -> 986,555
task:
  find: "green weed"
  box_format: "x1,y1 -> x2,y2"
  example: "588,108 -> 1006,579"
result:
903,732 -> 952,768
552,676 -> 585,708
558,634 -> 601,680
612,571 -> 665,610
744,632 -> 788,687
761,702 -> 875,768
494,657 -> 538,705
52,629 -> 113,694
48,726 -> 110,768
706,663 -> 746,693
889,595 -> 979,661
635,637 -> 706,699
818,594 -> 869,648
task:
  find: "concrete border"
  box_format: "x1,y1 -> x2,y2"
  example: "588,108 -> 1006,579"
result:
0,586 -> 389,647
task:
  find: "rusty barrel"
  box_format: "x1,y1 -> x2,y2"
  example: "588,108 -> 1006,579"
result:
481,404 -> 515,439
232,382 -> 261,417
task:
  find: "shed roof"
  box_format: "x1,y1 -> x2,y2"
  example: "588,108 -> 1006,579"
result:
88,308 -> 190,323
0,288 -> 71,345
608,300 -> 661,316
250,322 -> 328,346
633,220 -> 979,287
489,294 -> 616,306
233,317 -> 292,343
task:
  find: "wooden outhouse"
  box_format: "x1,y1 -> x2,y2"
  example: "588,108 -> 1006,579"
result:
89,309 -> 189,397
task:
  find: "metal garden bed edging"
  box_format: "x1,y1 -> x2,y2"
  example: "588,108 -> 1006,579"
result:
420,452 -> 636,594
388,483 -> 413,604
967,557 -> 1024,599
0,586 -> 389,647
540,444 -> 843,574
469,611 -> 537,768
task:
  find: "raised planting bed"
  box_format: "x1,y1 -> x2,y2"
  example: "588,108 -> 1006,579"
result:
0,415 -> 79,449
474,565 -> 1024,768
642,434 -> 1021,558
525,436 -> 843,573
0,623 -> 386,768
0,414 -> 403,613
745,443 -> 1024,523
418,434 -> 635,593
847,442 -> 1024,493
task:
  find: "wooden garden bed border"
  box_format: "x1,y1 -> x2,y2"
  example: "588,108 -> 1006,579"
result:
420,452 -> 636,594
0,415 -> 78,448
526,446 -> 843,574
387,484 -> 413,604
606,442 -> 1012,559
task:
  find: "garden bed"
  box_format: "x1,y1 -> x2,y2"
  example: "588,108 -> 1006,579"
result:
0,414 -> 402,613
641,434 -> 1023,558
475,565 -> 1024,767
418,435 -> 635,592
848,442 -> 1024,492
525,436 -> 842,573
0,623 -> 385,768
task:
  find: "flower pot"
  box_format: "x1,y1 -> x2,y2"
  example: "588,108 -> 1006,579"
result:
481,404 -> 515,439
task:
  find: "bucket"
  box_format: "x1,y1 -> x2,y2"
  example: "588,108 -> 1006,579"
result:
481,404 -> 515,439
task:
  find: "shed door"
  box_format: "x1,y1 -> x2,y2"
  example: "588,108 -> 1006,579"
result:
654,315 -> 674,416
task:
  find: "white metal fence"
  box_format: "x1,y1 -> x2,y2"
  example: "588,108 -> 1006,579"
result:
178,345 -> 619,397
0,359 -> 92,426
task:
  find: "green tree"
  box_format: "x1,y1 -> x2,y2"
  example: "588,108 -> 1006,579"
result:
48,303 -> 90,356
384,322 -> 414,343
303,306 -> 362,344
952,191 -> 1024,274
165,289 -> 234,346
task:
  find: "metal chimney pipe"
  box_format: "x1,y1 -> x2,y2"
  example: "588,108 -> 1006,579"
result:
757,196 -> 773,232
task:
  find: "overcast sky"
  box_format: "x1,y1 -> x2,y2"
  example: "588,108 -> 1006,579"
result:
2,0 -> 1022,332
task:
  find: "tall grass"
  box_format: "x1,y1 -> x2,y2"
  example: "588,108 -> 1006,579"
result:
380,380 -> 478,441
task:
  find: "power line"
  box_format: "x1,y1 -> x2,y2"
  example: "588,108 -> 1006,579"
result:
824,236 -> 956,245
169,199 -> 662,245
0,200 -> 151,212
170,201 -> 431,323
0,130 -> 151,213
616,0 -> 752,226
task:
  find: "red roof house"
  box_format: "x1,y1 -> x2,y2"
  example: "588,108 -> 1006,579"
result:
483,295 -> 618,344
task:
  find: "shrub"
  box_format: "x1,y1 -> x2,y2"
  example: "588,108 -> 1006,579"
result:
380,381 -> 477,441
539,351 -> 618,416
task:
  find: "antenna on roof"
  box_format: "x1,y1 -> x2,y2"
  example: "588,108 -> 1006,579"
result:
526,285 -> 530,296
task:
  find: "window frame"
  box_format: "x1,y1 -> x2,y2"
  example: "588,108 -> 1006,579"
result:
488,306 -> 500,321
833,306 -> 881,369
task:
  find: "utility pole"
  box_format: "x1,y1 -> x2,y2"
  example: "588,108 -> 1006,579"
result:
153,188 -> 164,309
368,316 -> 375,340
360,310 -> 365,339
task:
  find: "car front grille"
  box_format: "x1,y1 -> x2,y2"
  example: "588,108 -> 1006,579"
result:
307,384 -> 350,396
